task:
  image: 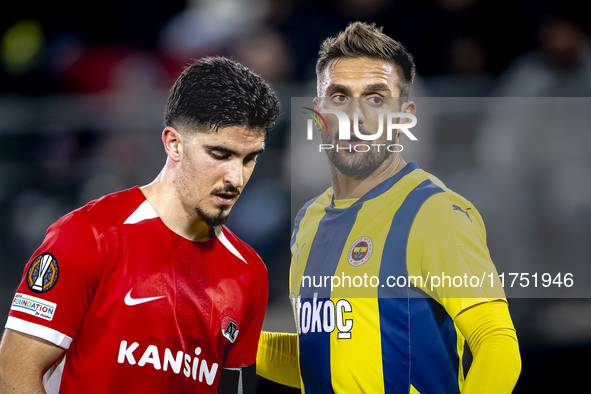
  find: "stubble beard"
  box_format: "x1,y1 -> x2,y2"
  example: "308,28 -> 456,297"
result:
177,164 -> 232,228
321,126 -> 390,179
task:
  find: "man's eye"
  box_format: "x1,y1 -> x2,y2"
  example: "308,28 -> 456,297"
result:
366,96 -> 384,106
212,153 -> 230,160
330,95 -> 349,104
245,156 -> 257,164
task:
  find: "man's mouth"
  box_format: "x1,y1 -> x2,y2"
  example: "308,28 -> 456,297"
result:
341,134 -> 364,148
213,191 -> 239,205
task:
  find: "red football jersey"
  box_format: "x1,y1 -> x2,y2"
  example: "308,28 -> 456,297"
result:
6,186 -> 268,393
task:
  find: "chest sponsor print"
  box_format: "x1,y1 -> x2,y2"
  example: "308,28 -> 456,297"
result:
117,340 -> 219,386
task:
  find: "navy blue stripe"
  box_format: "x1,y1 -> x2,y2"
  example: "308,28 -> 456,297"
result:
297,203 -> 362,394
378,179 -> 444,297
378,179 -> 445,393
301,203 -> 362,298
299,297 -> 333,394
410,300 -> 460,394
329,162 -> 419,211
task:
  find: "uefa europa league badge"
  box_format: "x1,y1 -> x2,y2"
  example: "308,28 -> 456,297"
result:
26,253 -> 59,293
347,237 -> 373,267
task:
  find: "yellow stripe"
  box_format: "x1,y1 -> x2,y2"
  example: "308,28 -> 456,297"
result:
410,384 -> 421,394
290,192 -> 332,296
330,298 -> 384,393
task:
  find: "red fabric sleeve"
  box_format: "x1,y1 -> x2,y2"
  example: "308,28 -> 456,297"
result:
7,212 -> 104,348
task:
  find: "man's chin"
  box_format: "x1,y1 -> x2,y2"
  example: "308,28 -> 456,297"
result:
328,156 -> 378,178
196,207 -> 230,227
203,215 -> 228,227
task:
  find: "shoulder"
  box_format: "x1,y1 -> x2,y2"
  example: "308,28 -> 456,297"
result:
407,169 -> 486,230
296,188 -> 332,216
217,226 -> 267,275
75,187 -> 147,232
51,187 -> 148,240
293,187 -> 332,231
38,187 -> 146,260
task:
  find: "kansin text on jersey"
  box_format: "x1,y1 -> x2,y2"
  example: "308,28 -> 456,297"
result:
117,341 -> 218,385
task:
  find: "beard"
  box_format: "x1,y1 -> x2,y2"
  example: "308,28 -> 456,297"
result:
321,124 -> 391,178
195,205 -> 229,227
194,184 -> 240,227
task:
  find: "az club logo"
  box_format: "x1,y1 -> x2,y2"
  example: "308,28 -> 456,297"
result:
26,253 -> 59,293
347,237 -> 373,267
221,316 -> 240,343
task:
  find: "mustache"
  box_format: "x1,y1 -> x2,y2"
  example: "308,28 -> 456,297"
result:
350,124 -> 369,135
211,185 -> 241,196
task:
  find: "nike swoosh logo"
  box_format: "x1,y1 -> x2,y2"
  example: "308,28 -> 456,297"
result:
124,290 -> 165,306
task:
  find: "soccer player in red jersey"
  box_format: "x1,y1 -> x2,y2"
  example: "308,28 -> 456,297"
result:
0,57 -> 279,393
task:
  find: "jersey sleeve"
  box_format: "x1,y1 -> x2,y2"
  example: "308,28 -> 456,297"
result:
407,192 -> 506,318
256,331 -> 300,388
6,211 -> 104,349
221,246 -> 269,369
455,301 -> 521,393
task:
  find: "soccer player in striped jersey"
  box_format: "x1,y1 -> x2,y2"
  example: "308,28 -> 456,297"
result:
257,22 -> 521,393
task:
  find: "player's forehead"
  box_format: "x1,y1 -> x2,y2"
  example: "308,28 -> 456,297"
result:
191,125 -> 265,153
317,58 -> 401,97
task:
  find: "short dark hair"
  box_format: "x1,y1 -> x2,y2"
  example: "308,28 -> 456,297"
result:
316,22 -> 416,97
164,57 -> 280,138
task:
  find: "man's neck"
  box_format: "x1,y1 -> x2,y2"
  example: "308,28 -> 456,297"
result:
140,169 -> 212,242
330,155 -> 407,200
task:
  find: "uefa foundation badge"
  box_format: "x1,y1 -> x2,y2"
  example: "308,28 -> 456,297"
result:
348,237 -> 373,267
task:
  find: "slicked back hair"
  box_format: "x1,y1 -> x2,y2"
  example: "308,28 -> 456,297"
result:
316,22 -> 416,98
164,57 -> 280,139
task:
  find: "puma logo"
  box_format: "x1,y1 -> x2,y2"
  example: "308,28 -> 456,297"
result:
452,204 -> 472,222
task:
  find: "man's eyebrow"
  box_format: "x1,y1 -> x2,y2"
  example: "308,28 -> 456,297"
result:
324,83 -> 392,96
248,148 -> 265,156
204,145 -> 265,157
363,83 -> 391,93
325,84 -> 352,95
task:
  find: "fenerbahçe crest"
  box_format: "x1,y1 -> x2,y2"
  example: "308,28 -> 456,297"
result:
348,237 -> 373,267
26,253 -> 59,293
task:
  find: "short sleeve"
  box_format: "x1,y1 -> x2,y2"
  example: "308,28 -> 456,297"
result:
6,212 -> 104,349
406,192 -> 506,318
222,248 -> 269,368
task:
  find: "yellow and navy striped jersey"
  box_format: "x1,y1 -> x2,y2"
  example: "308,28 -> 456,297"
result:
289,162 -> 505,394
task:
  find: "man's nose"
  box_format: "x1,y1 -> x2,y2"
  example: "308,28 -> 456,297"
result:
348,98 -> 365,123
224,159 -> 244,188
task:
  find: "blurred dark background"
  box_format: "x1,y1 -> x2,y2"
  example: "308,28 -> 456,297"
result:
1,0 -> 590,392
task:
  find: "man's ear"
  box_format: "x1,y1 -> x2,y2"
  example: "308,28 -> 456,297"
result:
396,101 -> 417,141
162,126 -> 183,162
401,101 -> 416,120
